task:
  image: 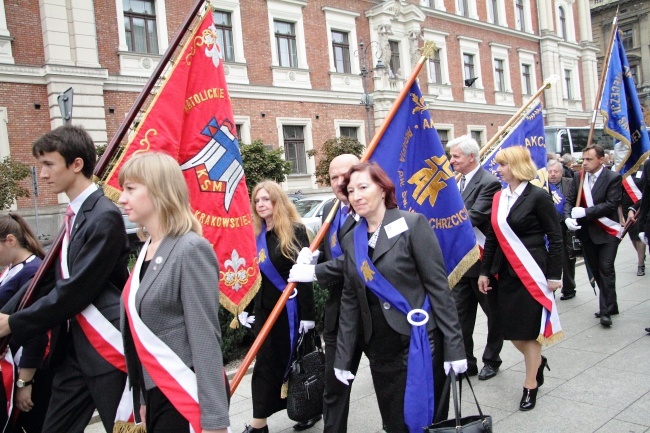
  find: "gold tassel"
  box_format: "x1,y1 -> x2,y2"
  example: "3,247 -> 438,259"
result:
280,381 -> 288,399
537,330 -> 565,346
448,246 -> 481,289
113,421 -> 147,433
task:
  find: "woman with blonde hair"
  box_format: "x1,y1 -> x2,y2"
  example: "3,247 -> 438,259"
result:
118,152 -> 230,433
478,146 -> 563,411
241,180 -> 316,433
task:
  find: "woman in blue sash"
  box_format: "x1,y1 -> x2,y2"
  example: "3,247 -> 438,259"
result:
478,146 -> 563,412
291,163 -> 466,433
242,181 -> 316,433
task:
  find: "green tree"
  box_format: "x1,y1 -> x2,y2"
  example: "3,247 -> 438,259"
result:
307,136 -> 364,185
0,157 -> 31,210
240,140 -> 292,194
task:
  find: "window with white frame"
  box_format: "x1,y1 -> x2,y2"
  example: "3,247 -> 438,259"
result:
630,63 -> 640,85
458,0 -> 470,17
339,126 -> 358,139
429,49 -> 442,84
335,119 -> 366,145
518,49 -> 537,96
494,59 -> 505,92
323,8 -> 361,92
267,0 -> 308,71
438,129 -> 450,146
123,0 -> 159,54
490,44 -> 511,93
464,53 -> 476,86
515,0 -> 526,31
424,30 -> 450,88
275,20 -> 298,67
0,107 -> 8,161
621,27 -> 634,50
213,10 -> 235,62
234,115 -> 251,144
564,69 -> 573,99
558,6 -> 567,41
521,64 -> 532,95
283,125 -> 307,174
470,129 -> 485,146
0,0 -> 15,64
488,0 -> 499,24
458,37 -> 483,90
331,30 -> 351,74
388,40 -> 401,79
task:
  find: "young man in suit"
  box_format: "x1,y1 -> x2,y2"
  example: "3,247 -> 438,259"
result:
447,136 -> 504,381
565,144 -> 622,327
296,153 -> 361,433
547,159 -> 577,300
0,126 -> 130,432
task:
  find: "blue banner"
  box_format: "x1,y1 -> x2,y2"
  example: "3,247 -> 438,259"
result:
601,30 -> 650,176
482,103 -> 548,188
369,82 -> 479,287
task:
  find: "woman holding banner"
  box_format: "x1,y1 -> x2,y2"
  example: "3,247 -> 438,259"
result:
290,162 -> 466,433
241,180 -> 316,433
478,146 -> 563,412
118,152 -> 230,433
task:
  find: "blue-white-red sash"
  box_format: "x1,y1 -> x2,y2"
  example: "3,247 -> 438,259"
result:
353,219 -> 433,433
122,239 -> 200,432
59,227 -> 133,423
328,204 -> 347,259
580,173 -> 623,238
491,191 -> 562,343
256,223 -> 299,380
549,182 -> 566,215
623,176 -> 642,204
473,227 -> 486,259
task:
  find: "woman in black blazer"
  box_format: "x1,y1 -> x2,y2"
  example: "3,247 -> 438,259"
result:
478,146 -> 563,412
290,162 -> 465,433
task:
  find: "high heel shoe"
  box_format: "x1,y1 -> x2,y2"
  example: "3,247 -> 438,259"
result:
519,386 -> 538,411
242,425 -> 269,433
638,265 -> 645,276
536,355 -> 550,387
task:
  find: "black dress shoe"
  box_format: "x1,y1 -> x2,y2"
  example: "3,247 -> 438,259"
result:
645,327 -> 650,333
536,355 -> 550,387
560,292 -> 576,300
595,311 -> 619,318
600,315 -> 612,326
293,415 -> 322,431
478,365 -> 499,380
243,425 -> 269,433
519,386 -> 538,411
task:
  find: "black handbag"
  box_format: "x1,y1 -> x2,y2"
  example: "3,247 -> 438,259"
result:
424,370 -> 492,433
286,331 -> 326,422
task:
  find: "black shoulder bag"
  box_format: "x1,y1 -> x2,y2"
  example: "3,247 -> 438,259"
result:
286,331 -> 326,422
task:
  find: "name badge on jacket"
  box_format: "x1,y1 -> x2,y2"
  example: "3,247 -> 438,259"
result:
385,217 -> 408,239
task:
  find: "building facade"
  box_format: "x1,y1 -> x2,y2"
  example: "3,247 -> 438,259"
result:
0,0 -> 596,236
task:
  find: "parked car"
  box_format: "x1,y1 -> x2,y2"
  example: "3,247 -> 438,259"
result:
294,194 -> 336,235
122,214 -> 144,255
288,191 -> 306,203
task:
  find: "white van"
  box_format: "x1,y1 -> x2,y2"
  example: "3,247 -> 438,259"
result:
544,126 -> 615,157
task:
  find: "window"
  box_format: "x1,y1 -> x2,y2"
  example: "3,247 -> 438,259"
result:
438,129 -> 449,146
630,64 -> 639,85
388,41 -> 401,78
213,11 -> 234,62
564,69 -> 572,99
489,0 -> 499,24
331,30 -> 351,74
621,28 -> 634,50
123,0 -> 159,54
522,64 -> 532,95
429,49 -> 442,84
275,20 -> 297,68
235,124 -> 242,141
515,0 -> 525,31
471,130 -> 483,146
558,7 -> 567,41
339,126 -> 358,139
494,59 -> 505,92
464,53 -> 476,86
284,126 -> 306,174
458,0 -> 470,17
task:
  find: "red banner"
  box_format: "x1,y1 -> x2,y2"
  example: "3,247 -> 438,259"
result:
103,9 -> 260,319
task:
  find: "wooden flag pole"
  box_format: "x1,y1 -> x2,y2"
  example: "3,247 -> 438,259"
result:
229,41 -> 438,394
0,0 -> 209,354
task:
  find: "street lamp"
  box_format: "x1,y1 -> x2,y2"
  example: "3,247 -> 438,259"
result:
357,38 -> 385,143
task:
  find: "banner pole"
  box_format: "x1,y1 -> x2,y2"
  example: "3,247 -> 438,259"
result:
229,41 -> 438,394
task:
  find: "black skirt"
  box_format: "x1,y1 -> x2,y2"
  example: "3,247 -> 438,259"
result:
496,270 -> 543,341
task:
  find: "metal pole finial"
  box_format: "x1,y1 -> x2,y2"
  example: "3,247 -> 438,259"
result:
421,40 -> 438,59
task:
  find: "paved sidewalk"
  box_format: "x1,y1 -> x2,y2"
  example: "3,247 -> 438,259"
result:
87,241 -> 650,432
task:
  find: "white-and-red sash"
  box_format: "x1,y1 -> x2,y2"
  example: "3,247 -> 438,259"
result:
59,232 -> 133,423
581,175 -> 623,238
122,239 -> 201,433
0,349 -> 14,433
491,190 -> 562,343
623,176 -> 642,204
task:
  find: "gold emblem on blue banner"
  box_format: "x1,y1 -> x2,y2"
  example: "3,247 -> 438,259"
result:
360,260 -> 375,282
258,248 -> 267,263
408,156 -> 454,206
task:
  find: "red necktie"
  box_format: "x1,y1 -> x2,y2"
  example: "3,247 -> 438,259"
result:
64,205 -> 75,240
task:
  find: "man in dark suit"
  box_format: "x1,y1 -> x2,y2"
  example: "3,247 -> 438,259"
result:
0,126 -> 129,432
447,136 -> 503,381
548,159 -> 577,299
296,153 -> 361,433
565,144 -> 622,327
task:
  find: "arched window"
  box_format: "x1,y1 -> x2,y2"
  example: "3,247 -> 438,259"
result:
559,6 -> 567,41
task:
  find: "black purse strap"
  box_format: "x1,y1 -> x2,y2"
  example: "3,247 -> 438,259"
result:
433,370 -> 486,427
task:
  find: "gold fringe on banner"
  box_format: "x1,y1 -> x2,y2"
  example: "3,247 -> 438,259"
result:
224,273 -> 262,329
113,421 -> 147,433
537,330 -> 565,346
447,245 -> 480,290
280,381 -> 289,399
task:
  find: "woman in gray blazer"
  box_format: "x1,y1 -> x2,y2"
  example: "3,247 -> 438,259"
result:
118,152 -> 230,433
290,162 -> 466,433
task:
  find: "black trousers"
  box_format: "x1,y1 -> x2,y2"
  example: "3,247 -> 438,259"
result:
322,324 -> 363,433
452,275 -> 503,370
145,386 -> 190,433
41,354 -> 127,433
581,236 -> 620,316
560,227 -> 577,295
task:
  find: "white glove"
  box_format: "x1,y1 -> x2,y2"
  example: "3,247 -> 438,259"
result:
571,207 -> 586,219
238,312 -> 255,328
298,320 -> 315,334
640,232 -> 648,245
565,218 -> 582,231
288,264 -> 315,282
334,368 -> 355,386
297,247 -> 320,265
443,359 -> 468,376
